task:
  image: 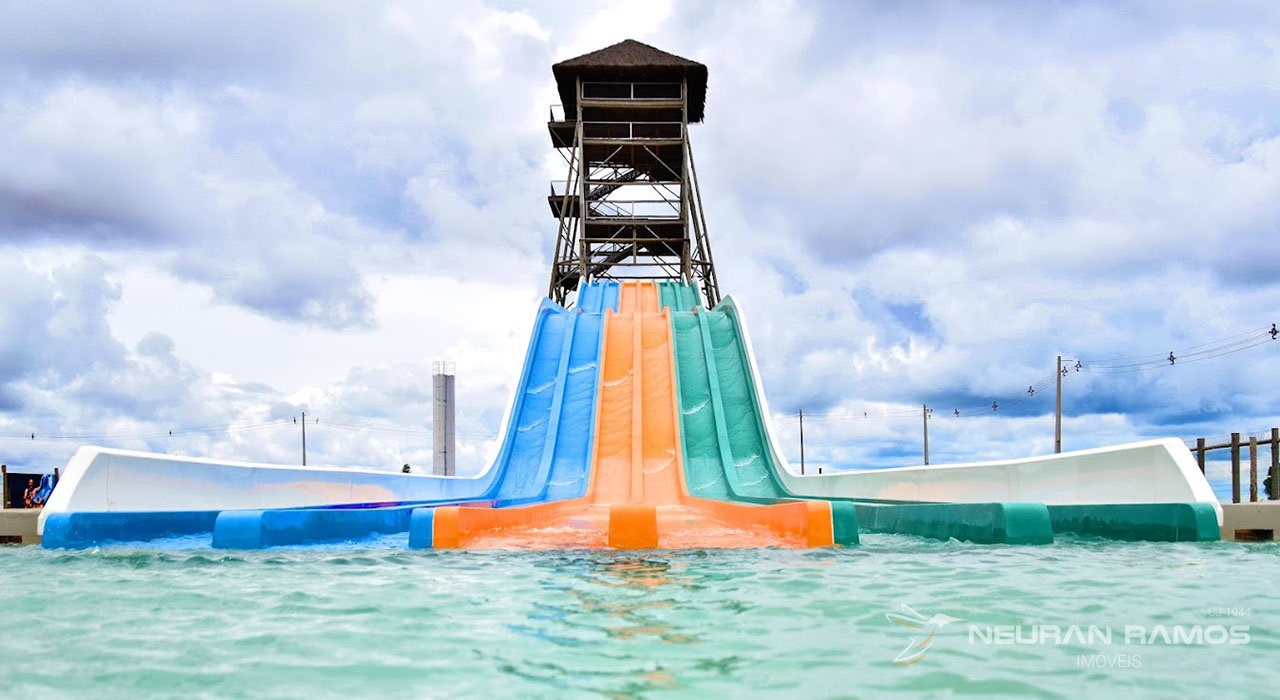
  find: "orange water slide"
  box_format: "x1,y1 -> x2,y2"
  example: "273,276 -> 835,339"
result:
425,282 -> 837,549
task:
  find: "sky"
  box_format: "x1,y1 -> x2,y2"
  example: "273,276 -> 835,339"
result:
1,1 -> 1278,500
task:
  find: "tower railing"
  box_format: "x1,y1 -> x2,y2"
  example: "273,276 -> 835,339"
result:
580,81 -> 682,100
584,200 -> 681,219
581,121 -> 683,140
550,179 -> 683,199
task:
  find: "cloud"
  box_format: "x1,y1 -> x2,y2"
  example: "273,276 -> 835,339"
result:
0,256 -> 126,399
0,1 -> 565,329
685,0 -> 1280,281
670,1 -> 1280,452
1,1 -> 1278,490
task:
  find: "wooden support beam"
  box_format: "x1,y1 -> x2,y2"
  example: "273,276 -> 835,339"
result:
1231,432 -> 1241,504
1250,437 -> 1259,502
1272,428 -> 1279,501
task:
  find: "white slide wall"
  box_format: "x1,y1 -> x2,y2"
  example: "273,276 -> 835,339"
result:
722,296 -> 1224,525
39,300 -> 556,535
38,447 -> 496,534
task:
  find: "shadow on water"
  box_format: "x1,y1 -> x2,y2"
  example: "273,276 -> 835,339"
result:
494,549 -> 851,697
495,551 -> 737,698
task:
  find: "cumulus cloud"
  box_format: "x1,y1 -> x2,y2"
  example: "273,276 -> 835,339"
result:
1,1 -> 1278,496
0,256 -> 126,399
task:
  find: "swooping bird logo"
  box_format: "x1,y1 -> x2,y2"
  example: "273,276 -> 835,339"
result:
885,604 -> 964,666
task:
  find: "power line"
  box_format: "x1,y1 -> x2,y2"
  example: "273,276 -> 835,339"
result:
3,413 -> 502,446
6,324 -> 1272,447
784,321 -> 1275,426
1080,326 -> 1275,373
785,369 -> 1065,426
0,419 -> 296,442
321,414 -> 491,440
1083,326 -> 1270,364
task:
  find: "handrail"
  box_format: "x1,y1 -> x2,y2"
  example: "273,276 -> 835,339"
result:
580,82 -> 682,101
550,179 -> 683,198
585,200 -> 681,220
582,121 -> 682,140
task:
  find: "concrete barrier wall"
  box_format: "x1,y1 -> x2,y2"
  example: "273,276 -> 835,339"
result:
0,509 -> 41,544
1220,503 -> 1280,540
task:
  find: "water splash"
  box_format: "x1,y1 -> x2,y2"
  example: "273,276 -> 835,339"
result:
528,380 -> 556,395
738,473 -> 769,487
682,398 -> 710,416
603,371 -> 633,388
643,458 -> 674,475
518,416 -> 547,433
692,476 -> 725,491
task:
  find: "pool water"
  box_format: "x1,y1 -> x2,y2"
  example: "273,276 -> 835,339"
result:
2,536 -> 1276,698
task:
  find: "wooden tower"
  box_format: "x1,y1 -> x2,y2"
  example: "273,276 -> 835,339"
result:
546,40 -> 720,307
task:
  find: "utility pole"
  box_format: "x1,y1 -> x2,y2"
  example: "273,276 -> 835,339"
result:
1055,355 -> 1063,454
301,411 -> 308,466
799,409 -> 806,475
922,403 -> 930,466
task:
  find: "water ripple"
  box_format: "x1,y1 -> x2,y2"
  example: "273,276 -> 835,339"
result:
1,541 -> 1275,697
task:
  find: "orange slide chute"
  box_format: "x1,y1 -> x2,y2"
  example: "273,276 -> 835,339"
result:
428,282 -> 837,549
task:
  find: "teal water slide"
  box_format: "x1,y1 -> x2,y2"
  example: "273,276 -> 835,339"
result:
665,287 -> 1049,544
668,299 -> 791,503
665,289 -> 1215,543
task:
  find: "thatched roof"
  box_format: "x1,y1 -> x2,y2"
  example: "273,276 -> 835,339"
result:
553,39 -> 708,122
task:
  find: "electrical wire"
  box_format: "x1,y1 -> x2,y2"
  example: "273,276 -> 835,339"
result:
0,419 -> 296,442
784,369 -> 1063,426
1080,326 -> 1275,373
6,325 -> 1272,443
320,415 -> 493,441
786,322 -> 1275,425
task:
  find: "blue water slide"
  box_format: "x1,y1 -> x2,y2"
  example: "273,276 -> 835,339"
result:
490,309 -> 572,503
212,284 -> 612,548
600,281 -> 621,314
33,474 -> 57,506
577,282 -> 602,312
539,309 -> 604,502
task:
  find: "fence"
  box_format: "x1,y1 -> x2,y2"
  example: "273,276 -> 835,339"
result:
1188,428 -> 1279,503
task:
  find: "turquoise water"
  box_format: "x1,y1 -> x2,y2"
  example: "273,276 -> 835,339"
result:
2,536 -> 1277,699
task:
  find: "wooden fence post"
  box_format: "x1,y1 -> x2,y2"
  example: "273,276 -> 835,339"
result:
1231,432 -> 1241,504
1249,437 -> 1258,502
1271,428 -> 1279,502
1196,438 -> 1206,473
1,464 -> 6,509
